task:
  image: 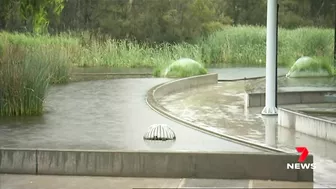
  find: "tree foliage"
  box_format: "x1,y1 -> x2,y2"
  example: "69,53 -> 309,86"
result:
1,0 -> 64,33
0,0 -> 335,41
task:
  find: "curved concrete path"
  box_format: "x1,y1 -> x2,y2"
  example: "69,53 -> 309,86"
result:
159,68 -> 336,188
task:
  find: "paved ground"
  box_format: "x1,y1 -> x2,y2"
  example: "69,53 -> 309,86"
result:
0,174 -> 314,189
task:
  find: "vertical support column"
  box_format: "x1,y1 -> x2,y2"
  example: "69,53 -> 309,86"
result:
262,0 -> 278,115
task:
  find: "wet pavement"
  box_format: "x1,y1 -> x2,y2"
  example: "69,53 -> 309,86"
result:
0,78 -> 260,152
158,72 -> 336,188
0,174 -> 313,189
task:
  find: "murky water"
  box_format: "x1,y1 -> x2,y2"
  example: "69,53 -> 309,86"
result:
0,78 -> 260,152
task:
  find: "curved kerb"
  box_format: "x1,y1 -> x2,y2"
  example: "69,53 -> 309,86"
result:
146,73 -> 286,153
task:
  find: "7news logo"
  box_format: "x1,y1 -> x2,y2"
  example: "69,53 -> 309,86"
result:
286,147 -> 316,170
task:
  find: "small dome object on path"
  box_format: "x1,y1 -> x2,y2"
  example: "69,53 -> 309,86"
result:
143,124 -> 176,141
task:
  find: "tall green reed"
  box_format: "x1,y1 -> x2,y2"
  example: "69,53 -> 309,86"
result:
198,25 -> 333,67
0,42 -> 71,116
0,25 -> 333,69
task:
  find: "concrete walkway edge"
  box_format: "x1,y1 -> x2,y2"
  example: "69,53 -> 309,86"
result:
0,148 -> 313,181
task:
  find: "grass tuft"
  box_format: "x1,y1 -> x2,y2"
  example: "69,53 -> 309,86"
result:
0,42 -> 72,116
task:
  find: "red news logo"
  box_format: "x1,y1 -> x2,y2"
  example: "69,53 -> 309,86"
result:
296,147 -> 309,162
286,147 -> 316,170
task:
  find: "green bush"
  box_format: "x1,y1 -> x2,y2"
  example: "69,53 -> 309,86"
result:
286,56 -> 333,77
163,58 -> 207,78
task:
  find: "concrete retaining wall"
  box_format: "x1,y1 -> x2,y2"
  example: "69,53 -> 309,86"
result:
0,148 -> 313,181
0,149 -> 36,174
278,108 -> 336,143
153,74 -> 218,99
245,90 -> 336,107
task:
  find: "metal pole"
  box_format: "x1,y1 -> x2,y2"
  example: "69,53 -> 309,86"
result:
262,0 -> 278,115
275,3 -> 279,108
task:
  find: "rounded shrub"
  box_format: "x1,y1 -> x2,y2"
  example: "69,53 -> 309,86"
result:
163,58 -> 207,78
286,56 -> 333,77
